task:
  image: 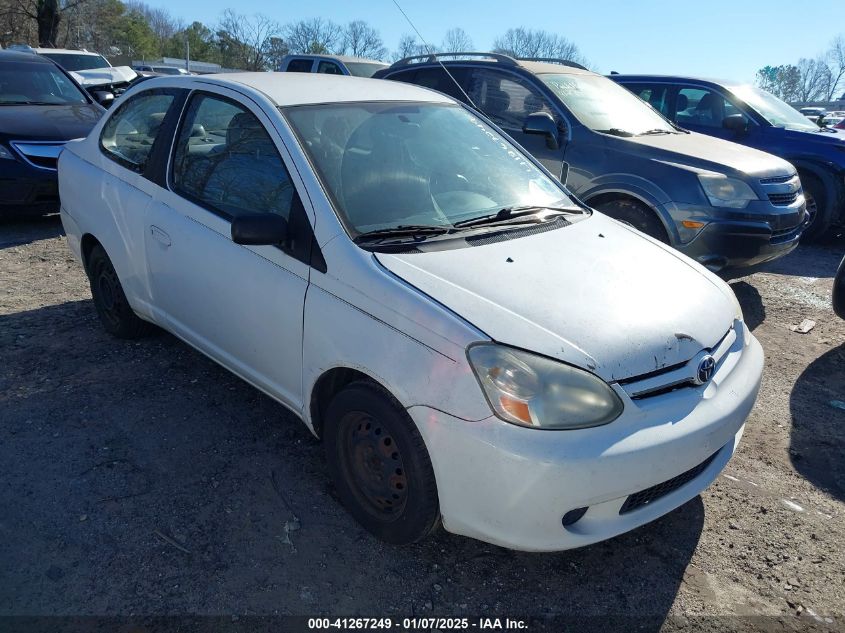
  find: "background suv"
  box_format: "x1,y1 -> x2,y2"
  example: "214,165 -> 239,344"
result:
376,53 -> 807,274
612,75 -> 845,239
277,54 -> 387,77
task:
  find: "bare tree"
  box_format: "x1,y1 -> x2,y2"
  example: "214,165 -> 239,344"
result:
825,35 -> 845,100
441,27 -> 472,52
340,19 -> 386,59
125,0 -> 178,52
218,9 -> 281,70
795,57 -> 833,102
492,27 -> 586,66
283,17 -> 341,54
10,0 -> 90,47
391,33 -> 429,61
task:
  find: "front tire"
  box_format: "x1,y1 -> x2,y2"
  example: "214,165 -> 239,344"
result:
799,171 -> 832,241
86,244 -> 151,339
323,381 -> 440,544
595,198 -> 669,243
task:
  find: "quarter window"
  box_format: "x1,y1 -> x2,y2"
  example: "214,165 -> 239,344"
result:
286,58 -> 313,73
467,69 -> 556,130
171,93 -> 295,221
100,91 -> 175,171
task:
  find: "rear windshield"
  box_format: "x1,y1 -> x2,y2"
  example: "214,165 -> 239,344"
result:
0,61 -> 88,105
344,62 -> 388,78
41,53 -> 110,72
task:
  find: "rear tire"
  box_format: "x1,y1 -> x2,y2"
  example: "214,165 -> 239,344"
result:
799,171 -> 832,241
86,244 -> 151,339
594,198 -> 669,243
323,380 -> 440,545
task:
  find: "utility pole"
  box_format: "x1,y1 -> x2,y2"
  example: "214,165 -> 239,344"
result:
185,36 -> 190,73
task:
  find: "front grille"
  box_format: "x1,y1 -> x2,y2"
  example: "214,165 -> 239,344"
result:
759,174 -> 793,184
768,191 -> 799,206
619,449 -> 720,514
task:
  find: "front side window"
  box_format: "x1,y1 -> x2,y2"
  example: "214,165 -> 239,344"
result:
540,73 -> 675,136
41,53 -> 110,71
284,102 -> 576,236
100,91 -> 175,171
467,69 -> 557,130
171,93 -> 295,220
0,61 -> 88,105
675,87 -> 739,128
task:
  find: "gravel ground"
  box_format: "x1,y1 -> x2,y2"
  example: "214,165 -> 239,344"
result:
0,217 -> 843,632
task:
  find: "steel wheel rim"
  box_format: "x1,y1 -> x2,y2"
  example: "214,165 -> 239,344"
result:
804,191 -> 818,230
339,411 -> 408,520
95,262 -> 124,328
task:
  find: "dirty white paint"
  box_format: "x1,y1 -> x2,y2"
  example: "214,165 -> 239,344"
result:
781,499 -> 805,512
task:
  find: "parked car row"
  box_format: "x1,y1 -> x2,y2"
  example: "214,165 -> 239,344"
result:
4,45 -> 842,552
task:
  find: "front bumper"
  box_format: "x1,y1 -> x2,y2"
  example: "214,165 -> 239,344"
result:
410,330 -> 764,552
0,159 -> 60,217
668,199 -> 807,274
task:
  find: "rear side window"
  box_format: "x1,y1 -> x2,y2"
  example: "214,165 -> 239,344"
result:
286,58 -> 313,73
466,69 -> 556,130
100,91 -> 175,172
317,61 -> 343,74
389,67 -> 469,102
170,93 -> 295,221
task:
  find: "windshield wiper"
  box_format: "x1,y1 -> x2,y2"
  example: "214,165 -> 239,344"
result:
0,100 -> 63,106
638,128 -> 675,135
353,224 -> 454,244
453,205 -> 581,229
595,128 -> 634,137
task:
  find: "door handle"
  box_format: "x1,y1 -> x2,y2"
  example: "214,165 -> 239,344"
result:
150,225 -> 171,247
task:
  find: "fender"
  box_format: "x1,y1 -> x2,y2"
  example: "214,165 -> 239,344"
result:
789,158 -> 845,222
579,177 -> 676,241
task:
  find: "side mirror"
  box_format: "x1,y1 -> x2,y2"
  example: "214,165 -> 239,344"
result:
231,213 -> 288,246
722,114 -> 748,133
91,90 -> 114,107
523,112 -> 560,150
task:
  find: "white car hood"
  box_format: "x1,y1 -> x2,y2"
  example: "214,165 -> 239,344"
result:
376,214 -> 738,382
70,66 -> 137,87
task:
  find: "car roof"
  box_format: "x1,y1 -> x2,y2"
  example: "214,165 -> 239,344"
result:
32,48 -> 103,56
285,54 -> 387,66
0,50 -> 55,64
609,74 -> 748,89
147,72 -> 453,107
382,54 -> 594,77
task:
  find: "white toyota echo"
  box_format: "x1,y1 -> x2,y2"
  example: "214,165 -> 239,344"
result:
58,73 -> 764,552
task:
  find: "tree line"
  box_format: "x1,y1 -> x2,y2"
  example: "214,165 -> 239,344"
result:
0,0 -> 588,70
756,36 -> 845,103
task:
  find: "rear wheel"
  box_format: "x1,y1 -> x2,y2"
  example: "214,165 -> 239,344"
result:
323,381 -> 440,544
87,244 -> 151,339
799,171 -> 832,241
594,198 -> 669,243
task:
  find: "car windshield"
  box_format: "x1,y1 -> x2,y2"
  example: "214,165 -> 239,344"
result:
284,102 -> 576,237
344,62 -> 388,78
729,84 -> 819,131
539,73 -> 675,135
0,61 -> 88,104
153,67 -> 184,75
41,53 -> 110,71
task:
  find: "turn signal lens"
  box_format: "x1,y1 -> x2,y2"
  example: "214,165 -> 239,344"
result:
682,220 -> 706,229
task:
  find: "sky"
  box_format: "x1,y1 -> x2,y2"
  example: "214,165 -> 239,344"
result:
146,0 -> 844,83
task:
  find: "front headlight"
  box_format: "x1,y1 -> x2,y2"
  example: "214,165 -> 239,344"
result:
0,144 -> 16,161
467,344 -> 623,430
697,174 -> 758,209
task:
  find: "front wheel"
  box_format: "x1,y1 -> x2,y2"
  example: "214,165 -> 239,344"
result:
799,171 -> 832,241
323,381 -> 440,544
87,244 -> 152,339
594,198 -> 669,243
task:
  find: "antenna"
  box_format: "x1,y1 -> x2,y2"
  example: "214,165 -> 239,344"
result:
390,0 -> 479,110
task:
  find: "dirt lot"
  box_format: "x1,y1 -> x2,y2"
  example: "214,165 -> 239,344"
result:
0,217 -> 843,632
